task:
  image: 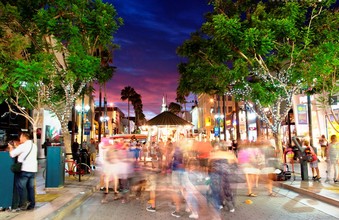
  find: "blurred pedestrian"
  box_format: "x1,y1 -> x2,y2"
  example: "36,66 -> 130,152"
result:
164,138 -> 174,172
141,141 -> 148,165
208,144 -> 238,213
326,135 -> 339,183
170,144 -> 199,218
146,172 -> 157,213
237,141 -> 260,197
149,142 -> 158,169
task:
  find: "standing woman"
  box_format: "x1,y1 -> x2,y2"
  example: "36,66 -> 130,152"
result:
8,132 -> 38,210
319,135 -> 328,160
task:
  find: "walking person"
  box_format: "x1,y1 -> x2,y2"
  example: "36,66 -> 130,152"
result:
208,144 -> 238,213
146,172 -> 158,213
8,132 -> 38,211
326,135 -> 339,183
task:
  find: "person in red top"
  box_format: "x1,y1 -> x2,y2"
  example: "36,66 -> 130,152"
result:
304,140 -> 320,180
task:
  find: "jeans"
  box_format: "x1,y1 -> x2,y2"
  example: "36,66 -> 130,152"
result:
16,171 -> 35,208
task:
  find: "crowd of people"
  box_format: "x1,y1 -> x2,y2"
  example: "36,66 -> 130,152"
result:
4,131 -> 339,218
94,133 -> 339,219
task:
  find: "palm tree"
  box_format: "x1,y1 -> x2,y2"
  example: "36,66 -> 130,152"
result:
168,102 -> 182,115
121,86 -> 136,133
131,93 -> 143,132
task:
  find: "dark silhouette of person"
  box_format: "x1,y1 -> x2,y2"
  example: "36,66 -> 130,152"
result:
42,138 -> 52,157
72,139 -> 80,161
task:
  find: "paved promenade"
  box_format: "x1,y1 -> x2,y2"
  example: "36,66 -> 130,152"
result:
0,158 -> 338,220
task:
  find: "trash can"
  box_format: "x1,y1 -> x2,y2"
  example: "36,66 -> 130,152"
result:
0,152 -> 15,208
46,146 -> 65,188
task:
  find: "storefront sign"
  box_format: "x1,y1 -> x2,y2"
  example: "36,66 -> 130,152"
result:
297,104 -> 308,124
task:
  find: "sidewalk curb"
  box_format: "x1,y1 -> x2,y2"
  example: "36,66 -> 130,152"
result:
273,181 -> 339,207
44,184 -> 98,220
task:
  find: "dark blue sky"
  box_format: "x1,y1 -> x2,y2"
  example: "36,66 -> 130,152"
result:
96,0 -> 212,119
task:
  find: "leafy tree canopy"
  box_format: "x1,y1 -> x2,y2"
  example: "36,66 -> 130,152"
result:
176,0 -> 339,150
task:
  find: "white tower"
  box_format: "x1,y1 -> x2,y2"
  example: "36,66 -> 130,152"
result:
161,94 -> 168,112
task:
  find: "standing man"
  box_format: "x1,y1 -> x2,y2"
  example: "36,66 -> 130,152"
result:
8,132 -> 38,211
88,138 -> 97,169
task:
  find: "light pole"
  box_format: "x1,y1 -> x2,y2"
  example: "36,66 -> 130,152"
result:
75,98 -> 90,182
100,115 -> 110,137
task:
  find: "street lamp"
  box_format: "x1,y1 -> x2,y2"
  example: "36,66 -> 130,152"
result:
75,101 -> 90,182
214,113 -> 224,139
100,115 -> 110,137
75,103 -> 90,148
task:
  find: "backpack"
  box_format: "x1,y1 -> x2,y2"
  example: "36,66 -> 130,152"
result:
303,147 -> 314,162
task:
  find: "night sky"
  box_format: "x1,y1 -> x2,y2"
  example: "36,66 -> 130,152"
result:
95,0 -> 213,119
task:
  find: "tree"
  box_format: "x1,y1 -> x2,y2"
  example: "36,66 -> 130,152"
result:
177,0 -> 339,158
0,0 -> 123,155
168,102 -> 182,115
131,93 -> 146,131
303,42 -> 339,133
121,86 -> 137,133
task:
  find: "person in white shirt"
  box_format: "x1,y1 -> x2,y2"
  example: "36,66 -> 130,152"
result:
8,132 -> 38,211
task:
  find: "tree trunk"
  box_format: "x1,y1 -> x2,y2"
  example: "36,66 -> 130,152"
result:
127,99 -> 130,134
273,125 -> 283,160
61,124 -> 72,159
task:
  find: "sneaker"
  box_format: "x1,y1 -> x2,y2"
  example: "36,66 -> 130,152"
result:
229,208 -> 235,213
146,206 -> 156,212
11,208 -> 20,213
171,211 -> 181,218
189,213 -> 199,219
26,206 -> 35,211
219,205 -> 223,210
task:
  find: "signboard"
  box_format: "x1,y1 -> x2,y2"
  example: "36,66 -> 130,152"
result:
329,96 -> 337,105
84,122 -> 91,135
297,104 -> 308,124
214,127 -> 220,137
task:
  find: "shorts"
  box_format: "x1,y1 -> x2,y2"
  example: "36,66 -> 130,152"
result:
147,173 -> 157,191
171,170 -> 188,189
309,160 -> 318,168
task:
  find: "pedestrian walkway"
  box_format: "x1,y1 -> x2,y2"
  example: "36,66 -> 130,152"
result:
0,158 -> 338,220
275,159 -> 339,207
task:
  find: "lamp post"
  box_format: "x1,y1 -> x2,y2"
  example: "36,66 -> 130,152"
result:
214,113 -> 224,139
75,98 -> 90,182
100,115 -> 110,137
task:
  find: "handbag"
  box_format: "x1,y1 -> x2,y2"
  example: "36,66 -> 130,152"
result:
11,143 -> 33,173
11,161 -> 23,173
